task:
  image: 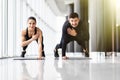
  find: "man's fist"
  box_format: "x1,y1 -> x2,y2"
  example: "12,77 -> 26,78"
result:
67,28 -> 77,36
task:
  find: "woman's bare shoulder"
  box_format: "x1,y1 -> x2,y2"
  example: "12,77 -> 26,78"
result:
21,29 -> 26,35
36,27 -> 42,33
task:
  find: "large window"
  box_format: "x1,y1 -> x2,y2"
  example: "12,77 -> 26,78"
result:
0,0 -> 2,57
8,0 -> 14,57
1,0 -> 8,57
0,0 -> 60,58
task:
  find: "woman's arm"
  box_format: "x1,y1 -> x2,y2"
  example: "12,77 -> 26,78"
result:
37,28 -> 43,59
21,30 -> 33,47
21,30 -> 38,47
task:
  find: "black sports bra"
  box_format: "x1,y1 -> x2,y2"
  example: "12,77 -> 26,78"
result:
25,27 -> 37,40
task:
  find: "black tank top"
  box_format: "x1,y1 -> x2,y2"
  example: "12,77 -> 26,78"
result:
25,27 -> 37,40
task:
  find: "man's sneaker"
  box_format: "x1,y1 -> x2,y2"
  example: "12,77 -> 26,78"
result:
54,49 -> 59,57
85,51 -> 89,57
21,51 -> 26,57
42,51 -> 45,57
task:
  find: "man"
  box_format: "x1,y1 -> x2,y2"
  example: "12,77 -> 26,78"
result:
21,16 -> 45,60
54,13 -> 89,60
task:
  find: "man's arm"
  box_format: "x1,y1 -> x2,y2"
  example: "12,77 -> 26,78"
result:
67,28 -> 77,36
62,20 -> 77,36
76,21 -> 89,41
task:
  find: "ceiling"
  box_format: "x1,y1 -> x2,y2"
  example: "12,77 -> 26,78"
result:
45,0 -> 74,16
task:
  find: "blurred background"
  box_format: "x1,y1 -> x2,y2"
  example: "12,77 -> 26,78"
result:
0,0 -> 120,58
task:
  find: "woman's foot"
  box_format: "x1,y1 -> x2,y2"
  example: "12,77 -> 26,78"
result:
42,51 -> 45,57
38,57 -> 44,60
21,51 -> 26,57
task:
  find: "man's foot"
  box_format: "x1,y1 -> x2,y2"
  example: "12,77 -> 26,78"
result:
62,56 -> 69,60
21,51 -> 26,57
54,49 -> 59,57
42,51 -> 45,57
83,49 -> 89,57
85,51 -> 89,57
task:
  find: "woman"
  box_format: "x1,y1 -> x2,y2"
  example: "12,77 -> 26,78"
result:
21,16 -> 45,60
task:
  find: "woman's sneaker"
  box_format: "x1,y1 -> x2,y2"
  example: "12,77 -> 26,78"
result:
21,51 -> 26,57
42,51 -> 45,57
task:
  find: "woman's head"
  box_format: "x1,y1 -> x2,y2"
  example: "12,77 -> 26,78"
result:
27,16 -> 36,29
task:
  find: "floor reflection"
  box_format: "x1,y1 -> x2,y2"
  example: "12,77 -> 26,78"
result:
19,60 -> 45,80
1,52 -> 120,80
54,59 -> 90,80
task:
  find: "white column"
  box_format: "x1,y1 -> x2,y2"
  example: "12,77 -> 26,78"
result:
2,0 -> 8,57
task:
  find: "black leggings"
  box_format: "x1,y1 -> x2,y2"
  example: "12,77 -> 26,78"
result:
22,36 -> 44,51
55,37 -> 86,56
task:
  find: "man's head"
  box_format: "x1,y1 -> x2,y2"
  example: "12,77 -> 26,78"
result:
68,13 -> 80,27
